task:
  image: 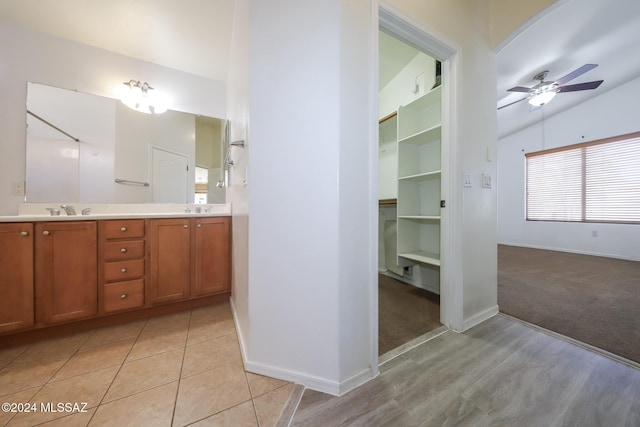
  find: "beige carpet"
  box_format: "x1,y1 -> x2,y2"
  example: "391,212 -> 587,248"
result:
498,244 -> 640,364
378,274 -> 441,355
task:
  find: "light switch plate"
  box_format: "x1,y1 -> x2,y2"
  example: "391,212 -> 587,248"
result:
482,174 -> 492,189
463,173 -> 472,188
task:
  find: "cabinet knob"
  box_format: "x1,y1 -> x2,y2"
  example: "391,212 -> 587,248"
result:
183,224 -> 189,228
120,248 -> 127,253
121,268 -> 127,273
197,224 -> 202,228
120,227 -> 127,232
20,231 -> 29,236
42,230 -> 50,236
120,294 -> 128,299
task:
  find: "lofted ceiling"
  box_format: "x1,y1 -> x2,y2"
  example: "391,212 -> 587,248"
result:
2,0 -> 638,140
0,0 -> 236,82
497,0 -> 640,138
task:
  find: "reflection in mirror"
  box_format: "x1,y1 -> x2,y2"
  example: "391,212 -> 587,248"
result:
25,82 -> 226,204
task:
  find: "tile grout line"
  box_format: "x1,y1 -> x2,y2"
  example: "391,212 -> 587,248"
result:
243,368 -> 262,426
10,329 -> 98,426
169,310 -> 192,427
88,317 -> 149,426
0,342 -> 37,427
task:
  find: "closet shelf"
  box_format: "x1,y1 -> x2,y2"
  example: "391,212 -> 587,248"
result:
399,251 -> 441,267
398,124 -> 441,145
399,170 -> 441,182
398,215 -> 441,221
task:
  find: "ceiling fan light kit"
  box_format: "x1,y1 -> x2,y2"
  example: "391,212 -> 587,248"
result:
527,85 -> 559,106
499,64 -> 604,111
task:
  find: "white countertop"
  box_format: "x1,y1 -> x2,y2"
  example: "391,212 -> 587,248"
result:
0,203 -> 231,222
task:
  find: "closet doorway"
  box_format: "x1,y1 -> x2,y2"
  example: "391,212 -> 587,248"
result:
377,30 -> 442,356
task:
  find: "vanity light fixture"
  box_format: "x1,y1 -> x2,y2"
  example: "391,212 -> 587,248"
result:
119,80 -> 167,114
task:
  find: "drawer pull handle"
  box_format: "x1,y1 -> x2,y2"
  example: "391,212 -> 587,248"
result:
183,224 -> 188,228
120,248 -> 127,253
120,294 -> 128,299
42,230 -> 50,236
120,227 -> 127,232
20,231 -> 29,236
121,268 -> 127,273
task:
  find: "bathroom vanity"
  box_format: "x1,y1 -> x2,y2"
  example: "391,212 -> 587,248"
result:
0,205 -> 231,345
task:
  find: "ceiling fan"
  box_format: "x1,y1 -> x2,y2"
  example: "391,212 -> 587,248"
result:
498,64 -> 604,111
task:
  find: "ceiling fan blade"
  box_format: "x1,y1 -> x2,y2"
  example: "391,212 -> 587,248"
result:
555,64 -> 598,86
507,86 -> 532,93
497,97 -> 527,110
558,80 -> 604,92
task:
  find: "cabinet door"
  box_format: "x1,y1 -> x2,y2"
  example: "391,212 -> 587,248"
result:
34,221 -> 97,325
0,223 -> 34,333
193,217 -> 231,296
148,219 -> 191,304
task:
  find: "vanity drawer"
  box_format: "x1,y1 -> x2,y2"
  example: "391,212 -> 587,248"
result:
103,220 -> 145,240
104,259 -> 145,282
103,279 -> 145,313
103,240 -> 145,261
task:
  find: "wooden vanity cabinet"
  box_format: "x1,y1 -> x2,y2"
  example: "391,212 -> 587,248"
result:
98,219 -> 146,314
1,215 -> 231,343
193,217 -> 231,297
149,217 -> 232,305
148,218 -> 192,305
0,223 -> 34,333
34,221 -> 97,325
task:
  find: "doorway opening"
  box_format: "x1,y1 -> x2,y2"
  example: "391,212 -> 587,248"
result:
376,6 -> 459,360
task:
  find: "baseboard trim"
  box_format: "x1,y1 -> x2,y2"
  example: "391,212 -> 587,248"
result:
229,299 -> 377,396
498,242 -> 640,262
463,305 -> 499,331
229,298 -> 249,366
242,359 -> 376,397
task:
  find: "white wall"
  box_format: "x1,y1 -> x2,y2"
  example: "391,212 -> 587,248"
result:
498,75 -> 640,261
0,17 -> 226,215
379,52 -> 436,117
234,0 -> 500,395
238,0 -> 376,395
226,0 -> 251,364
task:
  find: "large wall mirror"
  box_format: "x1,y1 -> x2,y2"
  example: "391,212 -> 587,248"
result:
25,82 -> 227,204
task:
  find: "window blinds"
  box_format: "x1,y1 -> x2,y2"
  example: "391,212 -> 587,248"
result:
526,132 -> 640,223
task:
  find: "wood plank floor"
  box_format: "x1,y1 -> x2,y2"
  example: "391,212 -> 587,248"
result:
291,314 -> 640,427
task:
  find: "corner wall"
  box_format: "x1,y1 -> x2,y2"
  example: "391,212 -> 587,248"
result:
241,0 -> 377,395
226,0 -> 251,357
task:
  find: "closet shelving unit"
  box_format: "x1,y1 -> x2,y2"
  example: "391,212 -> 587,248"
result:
396,85 -> 442,268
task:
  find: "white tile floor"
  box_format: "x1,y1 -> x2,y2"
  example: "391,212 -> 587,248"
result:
0,302 -> 295,426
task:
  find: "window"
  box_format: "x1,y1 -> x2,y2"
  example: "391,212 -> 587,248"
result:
526,132 -> 640,223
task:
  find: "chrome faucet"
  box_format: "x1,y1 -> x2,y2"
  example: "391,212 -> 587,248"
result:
60,204 -> 77,215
